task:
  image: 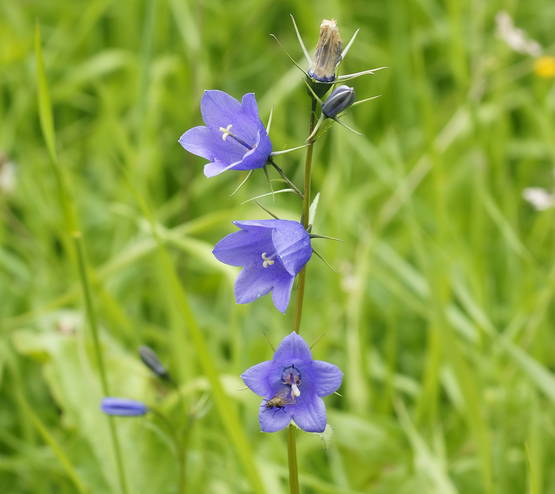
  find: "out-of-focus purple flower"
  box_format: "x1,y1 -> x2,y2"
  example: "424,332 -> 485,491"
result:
322,85 -> 355,118
179,90 -> 272,178
101,398 -> 148,417
241,332 -> 343,433
212,220 -> 312,313
139,345 -> 171,381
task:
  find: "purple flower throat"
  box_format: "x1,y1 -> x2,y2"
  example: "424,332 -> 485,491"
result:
281,364 -> 302,398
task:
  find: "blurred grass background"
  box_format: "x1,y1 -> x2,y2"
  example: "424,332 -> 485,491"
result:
2,0 -> 555,492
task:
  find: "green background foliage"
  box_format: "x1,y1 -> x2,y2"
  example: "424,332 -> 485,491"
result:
2,0 -> 555,492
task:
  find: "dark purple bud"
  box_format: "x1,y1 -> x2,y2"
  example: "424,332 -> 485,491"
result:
322,85 -> 356,118
101,398 -> 148,417
139,345 -> 171,381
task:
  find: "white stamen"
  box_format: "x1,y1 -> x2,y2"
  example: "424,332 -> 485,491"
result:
219,124 -> 233,141
261,252 -> 275,268
291,383 -> 301,398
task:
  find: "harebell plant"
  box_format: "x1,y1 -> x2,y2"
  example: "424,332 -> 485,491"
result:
179,16 -> 383,493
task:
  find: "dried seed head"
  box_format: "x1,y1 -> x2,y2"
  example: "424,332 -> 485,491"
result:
309,19 -> 342,83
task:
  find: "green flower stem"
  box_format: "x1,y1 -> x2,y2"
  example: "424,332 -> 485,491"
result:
288,95 -> 318,494
151,408 -> 189,494
287,425 -> 300,494
293,96 -> 317,334
73,233 -> 129,494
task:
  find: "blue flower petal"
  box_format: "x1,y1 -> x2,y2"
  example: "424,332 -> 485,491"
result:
273,332 -> 312,364
271,221 -> 312,276
259,402 -> 292,432
178,126 -> 214,160
292,395 -> 326,433
231,131 -> 272,171
212,228 -> 273,267
213,220 -> 311,311
180,91 -> 272,176
234,262 -> 290,305
241,360 -> 274,397
233,219 -> 312,276
241,93 -> 262,122
179,126 -> 244,163
201,90 -> 258,143
203,160 -> 230,178
233,219 -> 288,231
271,275 -> 295,313
312,360 -> 343,397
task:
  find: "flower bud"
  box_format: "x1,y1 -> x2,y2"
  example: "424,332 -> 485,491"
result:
101,398 -> 148,417
139,345 -> 171,381
308,19 -> 342,83
322,85 -> 355,118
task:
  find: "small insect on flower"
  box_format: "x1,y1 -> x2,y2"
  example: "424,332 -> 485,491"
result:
265,386 -> 296,410
179,90 -> 272,177
212,220 -> 313,313
101,397 -> 148,417
241,332 -> 343,433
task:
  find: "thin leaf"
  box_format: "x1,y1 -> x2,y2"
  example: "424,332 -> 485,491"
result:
336,67 -> 388,81
230,170 -> 254,196
341,29 -> 360,60
313,249 -> 336,272
241,188 -> 295,205
289,14 -> 312,64
308,192 -> 320,225
269,34 -> 309,77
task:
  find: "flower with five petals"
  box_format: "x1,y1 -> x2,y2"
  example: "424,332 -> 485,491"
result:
212,220 -> 312,313
179,90 -> 272,178
241,332 -> 343,433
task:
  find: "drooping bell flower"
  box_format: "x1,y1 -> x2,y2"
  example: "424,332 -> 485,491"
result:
212,220 -> 312,313
100,398 -> 148,417
241,332 -> 343,433
179,90 -> 272,177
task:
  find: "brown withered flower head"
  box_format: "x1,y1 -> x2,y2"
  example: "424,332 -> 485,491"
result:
308,19 -> 342,83
284,15 -> 385,97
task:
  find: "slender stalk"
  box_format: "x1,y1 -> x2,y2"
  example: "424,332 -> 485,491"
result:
292,97 -> 317,334
287,95 -> 318,494
287,425 -> 300,494
268,159 -> 304,198
73,233 -> 129,494
151,408 -> 189,494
